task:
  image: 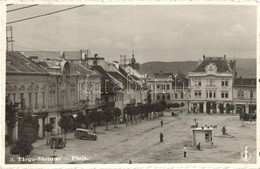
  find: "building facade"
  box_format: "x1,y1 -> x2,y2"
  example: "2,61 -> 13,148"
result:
188,55 -> 236,114
149,71 -> 189,110
232,78 -> 256,114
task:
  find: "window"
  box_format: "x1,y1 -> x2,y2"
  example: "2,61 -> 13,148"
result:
29,93 -> 32,108
209,91 -> 212,98
20,93 -> 24,108
35,92 -> 38,107
194,90 -> 202,98
49,91 -> 52,106
42,92 -> 45,106
50,117 -> 56,126
162,85 -> 165,90
175,93 -> 178,99
198,80 -> 202,86
20,93 -> 24,101
167,85 -> 170,90
157,95 -> 160,100
208,78 -> 214,86
206,90 -> 216,98
225,92 -> 228,98
205,133 -> 210,142
181,92 -> 184,98
237,90 -> 244,98
221,80 -> 228,86
156,85 -> 160,90
250,91 -> 254,98
12,93 -> 16,103
167,95 -> 170,100
221,91 -> 229,98
53,91 -> 56,106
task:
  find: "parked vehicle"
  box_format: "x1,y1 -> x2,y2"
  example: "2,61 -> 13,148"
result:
50,136 -> 66,149
74,128 -> 97,140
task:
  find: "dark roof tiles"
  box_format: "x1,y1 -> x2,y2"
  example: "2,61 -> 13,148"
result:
233,78 -> 256,86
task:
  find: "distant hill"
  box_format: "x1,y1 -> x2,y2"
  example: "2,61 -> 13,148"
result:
139,58 -> 256,78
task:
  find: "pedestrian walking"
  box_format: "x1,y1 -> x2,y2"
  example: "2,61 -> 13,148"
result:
160,133 -> 164,142
161,120 -> 163,127
183,145 -> 187,157
129,160 -> 132,164
196,142 -> 201,150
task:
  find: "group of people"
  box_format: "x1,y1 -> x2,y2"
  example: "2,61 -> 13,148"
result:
159,120 -> 187,158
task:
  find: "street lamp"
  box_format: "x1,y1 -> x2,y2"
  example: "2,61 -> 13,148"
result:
50,138 -> 57,164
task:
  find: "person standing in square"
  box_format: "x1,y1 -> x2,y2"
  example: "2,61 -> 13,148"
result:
183,145 -> 187,158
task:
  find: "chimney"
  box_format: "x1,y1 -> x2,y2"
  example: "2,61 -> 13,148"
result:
203,55 -> 205,60
93,54 -> 98,65
224,54 -> 226,60
113,61 -> 120,69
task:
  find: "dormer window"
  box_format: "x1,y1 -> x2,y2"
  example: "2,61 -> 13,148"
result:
205,63 -> 217,74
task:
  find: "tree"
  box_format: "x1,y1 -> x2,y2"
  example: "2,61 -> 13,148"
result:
10,114 -> 38,159
172,103 -> 181,108
10,138 -> 33,158
229,104 -> 235,114
147,91 -> 152,119
218,104 -> 224,114
160,96 -> 167,110
113,107 -> 121,128
44,123 -> 53,145
75,112 -> 85,128
147,90 -> 152,106
6,96 -> 19,144
89,110 -> 102,133
19,115 -> 39,143
104,108 -> 113,130
58,115 -> 72,140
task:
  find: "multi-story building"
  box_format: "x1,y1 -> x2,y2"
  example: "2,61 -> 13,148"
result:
6,52 -> 49,141
6,52 -> 82,140
70,62 -> 102,111
188,55 -> 236,114
233,77 -> 256,114
149,71 -> 189,109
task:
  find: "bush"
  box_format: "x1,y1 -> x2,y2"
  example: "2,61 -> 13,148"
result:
10,139 -> 33,157
10,114 -> 38,157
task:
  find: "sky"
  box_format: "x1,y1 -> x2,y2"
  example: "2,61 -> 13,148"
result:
6,4 -> 257,63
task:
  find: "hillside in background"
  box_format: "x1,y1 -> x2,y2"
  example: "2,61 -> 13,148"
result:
139,58 -> 256,78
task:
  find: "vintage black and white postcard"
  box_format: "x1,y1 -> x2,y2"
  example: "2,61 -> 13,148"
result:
1,0 -> 259,168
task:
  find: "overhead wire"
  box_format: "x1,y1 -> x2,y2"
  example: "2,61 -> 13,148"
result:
7,5 -> 84,25
7,4 -> 39,13
13,45 -> 64,53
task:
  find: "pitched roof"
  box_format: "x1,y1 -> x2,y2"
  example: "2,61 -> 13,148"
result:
154,72 -> 173,79
233,78 -> 256,86
173,77 -> 189,87
193,57 -> 232,73
20,51 -> 83,60
70,63 -> 97,77
6,52 -> 47,74
91,65 -> 119,94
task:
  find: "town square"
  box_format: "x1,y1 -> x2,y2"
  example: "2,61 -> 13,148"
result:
3,3 -> 257,165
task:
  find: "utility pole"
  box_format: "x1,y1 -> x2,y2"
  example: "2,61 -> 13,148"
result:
6,26 -> 14,52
